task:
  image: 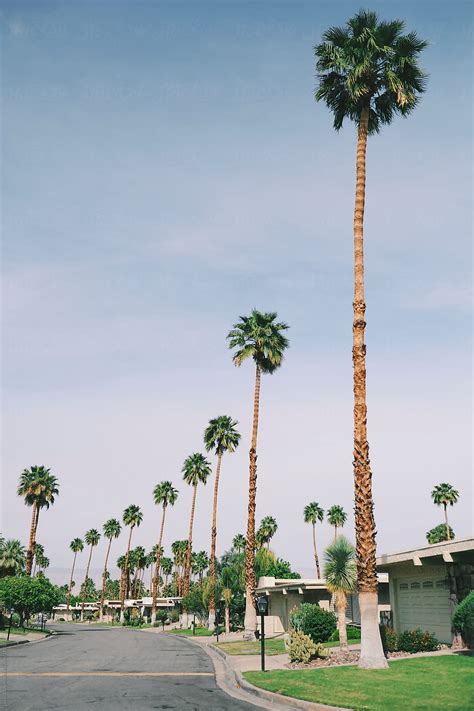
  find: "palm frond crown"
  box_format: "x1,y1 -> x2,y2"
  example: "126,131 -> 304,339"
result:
227,309 -> 289,374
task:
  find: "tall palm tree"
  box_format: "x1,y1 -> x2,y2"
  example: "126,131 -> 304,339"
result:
151,481 -> 178,623
0,539 -> 26,577
324,536 -> 357,650
161,557 -> 173,590
327,505 -> 348,542
303,502 -> 324,578
17,465 -> 59,575
315,10 -> 427,668
99,519 -> 121,618
227,309 -> 289,638
171,539 -> 188,596
232,534 -> 246,554
81,529 -> 100,620
120,505 -> 143,620
204,415 -> 241,629
192,550 -> 209,585
67,538 -> 84,609
431,483 -> 460,541
36,553 -> 49,574
182,453 -> 211,597
257,516 -> 278,550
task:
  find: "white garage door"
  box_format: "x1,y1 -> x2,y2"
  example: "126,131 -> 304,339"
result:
397,577 -> 451,643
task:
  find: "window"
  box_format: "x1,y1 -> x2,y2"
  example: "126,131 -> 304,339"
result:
399,583 -> 408,590
436,580 -> 448,589
422,581 -> 433,589
410,582 -> 420,589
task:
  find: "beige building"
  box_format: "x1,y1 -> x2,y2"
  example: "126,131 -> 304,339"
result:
376,537 -> 474,644
255,574 -> 390,634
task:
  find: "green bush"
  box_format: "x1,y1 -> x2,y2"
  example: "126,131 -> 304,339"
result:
397,629 -> 438,653
329,625 -> 361,642
289,603 -> 337,643
287,630 -> 329,664
384,626 -> 399,652
452,591 -> 474,647
122,617 -> 143,627
168,608 -> 180,623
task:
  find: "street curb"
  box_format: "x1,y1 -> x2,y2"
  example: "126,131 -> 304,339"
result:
186,637 -> 349,711
1,633 -> 52,649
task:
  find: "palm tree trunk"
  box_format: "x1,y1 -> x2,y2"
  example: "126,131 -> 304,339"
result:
184,485 -> 198,597
120,527 -> 134,620
334,525 -> 338,543
25,504 -> 37,576
81,546 -> 93,621
100,538 -> 113,619
208,451 -> 223,630
336,592 -> 348,650
312,523 -> 321,578
67,552 -> 78,610
244,363 -> 261,639
352,105 -> 387,669
151,505 -> 167,624
225,605 -> 230,635
444,503 -> 451,540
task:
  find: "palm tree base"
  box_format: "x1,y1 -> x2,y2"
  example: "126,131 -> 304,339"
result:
208,609 -> 215,631
358,591 -> 388,669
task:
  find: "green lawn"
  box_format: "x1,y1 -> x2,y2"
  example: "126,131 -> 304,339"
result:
167,627 -> 214,637
216,638 -> 359,656
0,626 -> 46,636
244,656 -> 473,711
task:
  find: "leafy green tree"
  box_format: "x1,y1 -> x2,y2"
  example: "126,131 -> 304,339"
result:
99,519 -> 121,618
67,538 -> 84,609
120,505 -> 143,619
431,484 -> 459,541
181,585 -> 205,621
0,575 -> 61,626
314,9 -> 427,669
327,506 -> 348,542
304,502 -> 324,578
182,454 -> 211,596
323,536 -> 357,649
151,481 -> 178,623
227,309 -> 289,637
204,414 -> 241,629
0,539 -> 26,577
426,523 -> 455,544
17,466 -> 59,575
81,529 -> 100,620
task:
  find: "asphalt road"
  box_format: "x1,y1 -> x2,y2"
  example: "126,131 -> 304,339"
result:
0,624 -> 261,710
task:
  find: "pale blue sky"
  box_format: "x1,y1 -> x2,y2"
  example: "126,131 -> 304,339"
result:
1,1 -> 472,580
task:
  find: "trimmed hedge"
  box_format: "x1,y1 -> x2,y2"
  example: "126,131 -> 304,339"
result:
289,603 -> 337,643
452,591 -> 474,647
329,625 -> 361,642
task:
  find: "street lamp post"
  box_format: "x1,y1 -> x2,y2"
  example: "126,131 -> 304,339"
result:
256,596 -> 268,672
7,609 -> 14,641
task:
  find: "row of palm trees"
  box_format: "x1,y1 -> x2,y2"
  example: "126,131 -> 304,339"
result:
304,503 -> 348,577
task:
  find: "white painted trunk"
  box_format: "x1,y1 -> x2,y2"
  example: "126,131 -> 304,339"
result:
243,589 -> 257,639
358,591 -> 388,669
208,609 -> 215,631
151,610 -> 156,625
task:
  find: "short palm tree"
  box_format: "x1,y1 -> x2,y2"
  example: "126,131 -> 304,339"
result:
327,505 -> 348,542
17,465 -> 59,575
426,523 -> 455,544
67,537 -> 84,609
182,453 -> 211,596
303,502 -> 324,578
323,536 -> 357,650
99,519 -> 121,618
120,505 -> 143,620
222,587 -> 232,634
227,309 -> 289,637
0,539 -> 26,577
232,534 -> 246,553
32,543 -> 45,576
151,481 -> 178,623
431,484 -> 459,541
81,529 -> 100,620
204,414 -> 241,629
315,9 -> 427,669
36,553 -> 49,573
192,550 -> 209,585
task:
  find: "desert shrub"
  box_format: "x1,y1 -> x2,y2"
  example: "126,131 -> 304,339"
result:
397,628 -> 438,653
452,591 -> 474,647
123,617 -> 143,627
287,630 -> 329,663
290,603 -> 337,643
329,625 -> 361,642
168,608 -> 180,623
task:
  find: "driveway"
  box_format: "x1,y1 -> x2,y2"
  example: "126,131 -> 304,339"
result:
0,624 -> 262,710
